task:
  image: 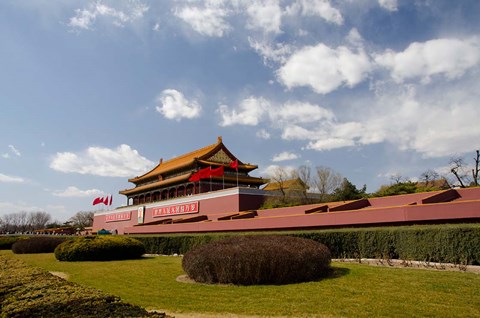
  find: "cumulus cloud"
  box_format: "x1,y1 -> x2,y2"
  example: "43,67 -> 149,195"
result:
175,1 -> 231,37
261,164 -> 297,178
271,102 -> 334,124
52,186 -> 104,198
50,144 -> 154,177
272,151 -> 300,162
0,173 -> 25,183
375,37 -> 480,83
2,145 -> 21,159
378,0 -> 398,11
277,43 -> 372,94
256,129 -> 271,139
8,145 -> 21,157
245,0 -> 283,34
286,0 -> 343,25
68,1 -> 149,30
156,89 -> 202,121
248,38 -> 294,65
217,97 -> 270,126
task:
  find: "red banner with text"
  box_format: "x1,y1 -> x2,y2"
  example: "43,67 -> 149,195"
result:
152,201 -> 199,218
105,211 -> 132,222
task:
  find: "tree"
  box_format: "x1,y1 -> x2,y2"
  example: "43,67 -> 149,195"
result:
314,166 -> 342,202
291,165 -> 311,203
28,211 -> 51,230
69,211 -> 95,230
331,178 -> 367,202
472,150 -> 479,186
419,169 -> 439,187
373,181 -> 418,197
0,211 -> 52,233
450,156 -> 469,188
268,166 -> 291,204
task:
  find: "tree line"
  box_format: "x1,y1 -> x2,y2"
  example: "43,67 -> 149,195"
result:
0,210 -> 94,234
264,149 -> 480,208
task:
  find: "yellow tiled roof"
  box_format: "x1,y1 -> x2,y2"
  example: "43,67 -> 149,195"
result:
263,178 -> 306,191
129,137 -> 223,183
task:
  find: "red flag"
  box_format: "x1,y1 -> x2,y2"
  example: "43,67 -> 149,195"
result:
92,197 -> 103,205
189,171 -> 201,182
189,167 -> 211,182
93,195 -> 112,206
210,166 -> 224,177
229,159 -> 238,171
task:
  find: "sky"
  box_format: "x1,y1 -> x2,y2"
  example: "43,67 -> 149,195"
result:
1,0 -> 479,222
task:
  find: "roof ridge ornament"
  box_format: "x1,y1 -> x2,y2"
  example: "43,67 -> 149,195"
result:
217,136 -> 222,143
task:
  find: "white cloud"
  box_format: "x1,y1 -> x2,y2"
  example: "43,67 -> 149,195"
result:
256,129 -> 271,139
175,1 -> 231,37
2,145 -> 21,159
261,164 -> 297,178
286,0 -> 343,25
50,144 -> 154,177
156,89 -> 202,121
306,137 -> 355,151
217,97 -> 270,126
8,145 -> 21,157
52,186 -> 104,198
375,37 -> 480,83
68,1 -> 148,30
278,43 -> 372,94
248,38 -> 294,65
272,151 -> 300,162
245,0 -> 282,34
378,0 -> 398,11
0,173 -> 25,183
271,102 -> 334,124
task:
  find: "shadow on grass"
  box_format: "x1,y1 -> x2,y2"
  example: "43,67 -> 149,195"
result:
323,266 -> 350,280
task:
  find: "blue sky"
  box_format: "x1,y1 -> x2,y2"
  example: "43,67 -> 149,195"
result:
1,0 -> 479,222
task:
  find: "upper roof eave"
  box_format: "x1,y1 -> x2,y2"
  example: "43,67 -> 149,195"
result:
129,137 -> 224,183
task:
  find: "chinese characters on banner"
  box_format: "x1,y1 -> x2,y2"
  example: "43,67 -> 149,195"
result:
105,211 -> 131,222
153,201 -> 199,217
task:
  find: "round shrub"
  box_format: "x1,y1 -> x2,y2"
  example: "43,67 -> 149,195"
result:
182,235 -> 331,285
54,236 -> 146,261
12,236 -> 70,254
0,236 -> 25,250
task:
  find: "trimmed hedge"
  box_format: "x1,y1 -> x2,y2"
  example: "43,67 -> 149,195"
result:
11,236 -> 70,254
54,236 -> 145,262
134,224 -> 480,265
0,255 -> 167,318
182,235 -> 331,285
0,236 -> 25,250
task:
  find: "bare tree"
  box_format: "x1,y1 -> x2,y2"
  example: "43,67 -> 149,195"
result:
472,150 -> 479,187
28,211 -> 52,230
314,166 -> 342,202
269,166 -> 291,203
450,157 -> 470,188
291,165 -> 311,202
69,211 -> 95,230
389,173 -> 404,184
420,169 -> 439,187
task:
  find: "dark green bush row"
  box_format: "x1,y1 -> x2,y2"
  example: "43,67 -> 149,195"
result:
0,255 -> 167,318
0,236 -> 25,250
133,224 -> 480,265
182,235 -> 331,285
12,236 -> 71,254
54,236 -> 145,261
292,224 -> 480,265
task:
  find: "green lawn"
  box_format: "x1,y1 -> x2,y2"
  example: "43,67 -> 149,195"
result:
3,251 -> 480,317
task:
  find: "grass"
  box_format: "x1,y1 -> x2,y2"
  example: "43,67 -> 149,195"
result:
3,250 -> 480,317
